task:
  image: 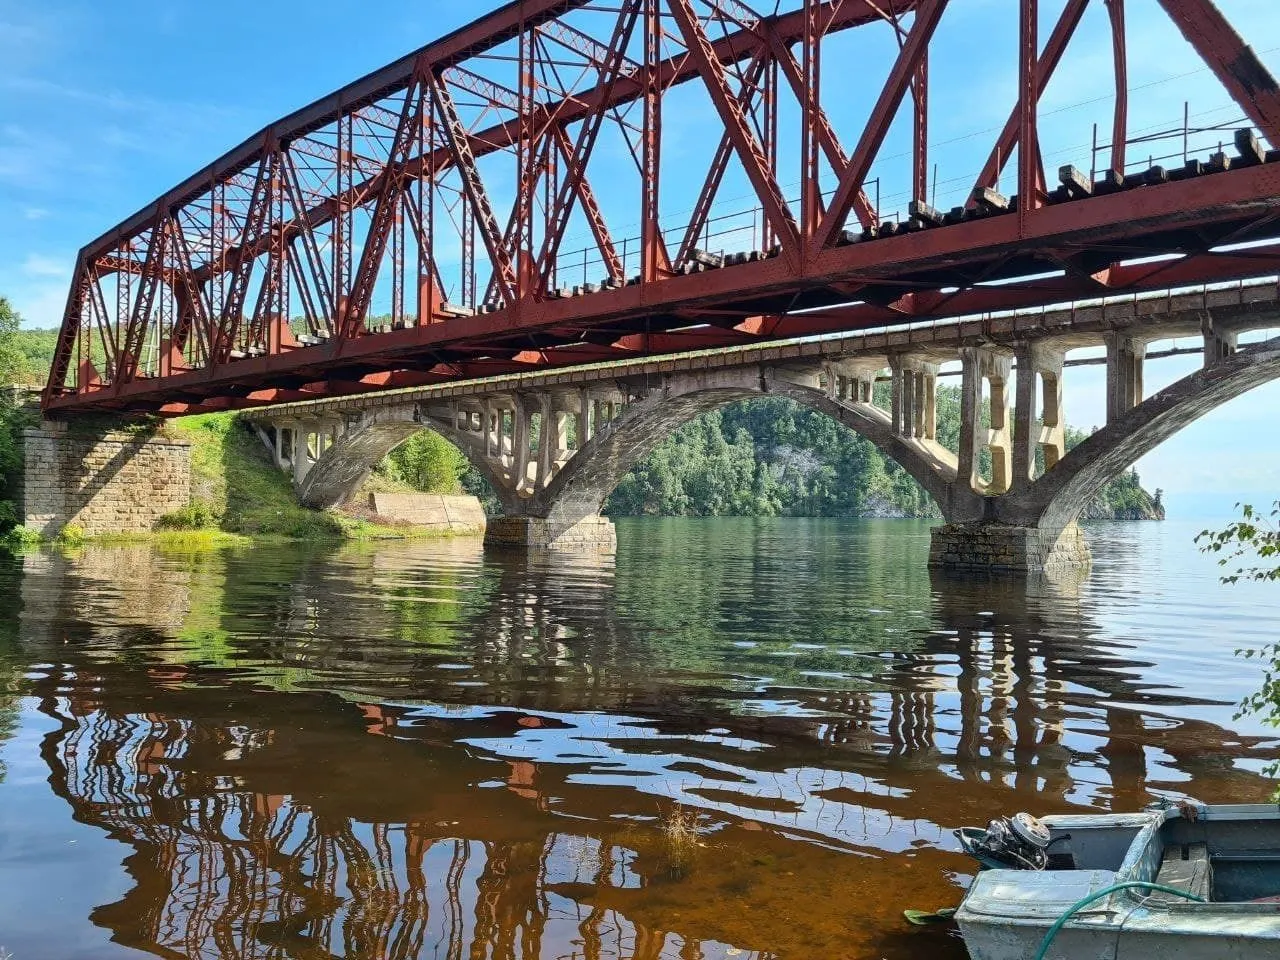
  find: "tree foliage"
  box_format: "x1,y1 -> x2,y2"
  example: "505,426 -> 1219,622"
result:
377,431 -> 469,494
0,297 -> 25,386
1197,501 -> 1280,585
606,398 -> 933,518
0,299 -> 36,532
1196,502 -> 1280,798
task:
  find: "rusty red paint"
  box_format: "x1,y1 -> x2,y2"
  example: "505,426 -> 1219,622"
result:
41,0 -> 1280,417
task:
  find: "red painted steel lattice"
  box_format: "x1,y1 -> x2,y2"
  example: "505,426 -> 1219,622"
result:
42,0 -> 1280,415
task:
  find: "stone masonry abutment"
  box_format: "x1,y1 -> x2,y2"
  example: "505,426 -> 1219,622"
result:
244,283 -> 1280,571
21,421 -> 192,537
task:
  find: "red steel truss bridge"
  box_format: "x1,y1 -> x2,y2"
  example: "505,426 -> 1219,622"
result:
41,0 -> 1280,416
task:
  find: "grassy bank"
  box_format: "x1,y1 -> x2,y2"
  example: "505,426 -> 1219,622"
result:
163,413 -> 449,542
0,408 -> 480,550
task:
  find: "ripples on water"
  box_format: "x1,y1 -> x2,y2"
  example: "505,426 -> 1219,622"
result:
0,518 -> 1276,959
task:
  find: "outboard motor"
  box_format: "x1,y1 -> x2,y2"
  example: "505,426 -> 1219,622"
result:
955,812 -> 1053,870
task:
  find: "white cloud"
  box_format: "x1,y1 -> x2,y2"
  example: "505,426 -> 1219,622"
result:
20,253 -> 69,279
21,206 -> 49,220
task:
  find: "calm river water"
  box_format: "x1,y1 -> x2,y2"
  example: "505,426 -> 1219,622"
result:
0,518 -> 1277,959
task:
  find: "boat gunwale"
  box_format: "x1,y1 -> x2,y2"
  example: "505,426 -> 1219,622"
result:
958,803 -> 1280,927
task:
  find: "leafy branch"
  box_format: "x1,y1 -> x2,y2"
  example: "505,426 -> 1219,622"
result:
1196,501 -> 1280,584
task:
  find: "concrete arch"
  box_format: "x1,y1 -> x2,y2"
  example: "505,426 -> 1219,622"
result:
297,414 -> 515,512
1007,334 -> 1280,531
530,368 -> 968,529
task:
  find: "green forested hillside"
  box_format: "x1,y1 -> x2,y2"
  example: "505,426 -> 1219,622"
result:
5,327 -> 58,386
605,399 -> 934,518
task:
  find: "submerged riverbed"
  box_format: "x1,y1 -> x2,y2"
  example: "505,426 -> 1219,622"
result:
0,518 -> 1276,959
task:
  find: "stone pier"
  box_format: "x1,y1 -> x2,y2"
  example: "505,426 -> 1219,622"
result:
483,515 -> 617,552
928,523 -> 1091,574
21,422 -> 191,537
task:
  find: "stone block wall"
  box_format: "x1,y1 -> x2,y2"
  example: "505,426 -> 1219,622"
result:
929,522 -> 1091,574
367,492 -> 487,533
484,515 -> 617,551
21,423 -> 192,536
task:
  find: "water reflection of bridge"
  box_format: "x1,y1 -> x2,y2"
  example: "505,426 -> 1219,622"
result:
8,537 -> 1276,958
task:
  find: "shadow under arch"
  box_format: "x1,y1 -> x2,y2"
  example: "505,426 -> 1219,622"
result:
299,419 -> 517,512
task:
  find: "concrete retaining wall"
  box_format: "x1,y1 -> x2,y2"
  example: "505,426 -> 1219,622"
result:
367,492 -> 487,533
21,423 -> 192,536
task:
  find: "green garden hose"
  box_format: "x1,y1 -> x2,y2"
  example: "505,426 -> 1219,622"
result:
1033,880 -> 1205,960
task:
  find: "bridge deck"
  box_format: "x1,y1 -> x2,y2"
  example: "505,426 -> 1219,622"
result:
246,280 -> 1280,420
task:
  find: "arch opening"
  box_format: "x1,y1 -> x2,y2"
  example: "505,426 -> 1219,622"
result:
536,376 -> 959,531
1006,334 -> 1280,531
298,419 -> 515,514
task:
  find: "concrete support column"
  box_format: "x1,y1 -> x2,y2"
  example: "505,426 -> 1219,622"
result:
1012,343 -> 1065,492
892,356 -> 938,440
553,409 -> 570,465
915,366 -> 938,440
273,425 -> 285,469
924,370 -> 937,440
483,401 -> 497,458
830,359 -> 881,406
858,376 -> 874,403
957,348 -> 984,492
902,364 -> 917,438
891,360 -> 908,436
501,406 -> 514,460
535,394 -> 554,490
1105,334 -> 1146,422
1202,313 -> 1238,368
578,388 -> 592,444
512,399 -> 531,494
320,421 -> 340,455
958,346 -> 1013,494
913,371 -> 926,438
986,358 -> 1013,495
290,422 -> 310,483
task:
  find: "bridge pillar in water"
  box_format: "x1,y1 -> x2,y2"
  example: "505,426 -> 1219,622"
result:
20,419 -> 192,538
928,522 -> 1091,575
482,515 -> 617,552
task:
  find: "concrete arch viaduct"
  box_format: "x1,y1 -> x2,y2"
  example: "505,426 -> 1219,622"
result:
245,282 -> 1280,573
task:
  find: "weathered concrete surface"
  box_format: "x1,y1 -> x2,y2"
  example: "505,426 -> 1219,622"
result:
244,287 -> 1280,570
296,414 -> 516,514
929,522 -> 1091,574
1000,333 -> 1280,531
483,515 -> 616,552
367,492 -> 486,533
22,423 -> 191,536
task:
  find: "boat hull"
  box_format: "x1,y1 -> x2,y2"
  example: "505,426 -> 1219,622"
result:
955,805 -> 1280,960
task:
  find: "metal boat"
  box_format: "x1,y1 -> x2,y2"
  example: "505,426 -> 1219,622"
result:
953,802 -> 1280,959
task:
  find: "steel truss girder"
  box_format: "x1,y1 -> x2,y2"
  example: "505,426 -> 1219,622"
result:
43,0 -> 1280,417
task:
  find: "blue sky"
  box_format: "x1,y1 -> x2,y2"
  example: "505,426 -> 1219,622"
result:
0,0 -> 1276,515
